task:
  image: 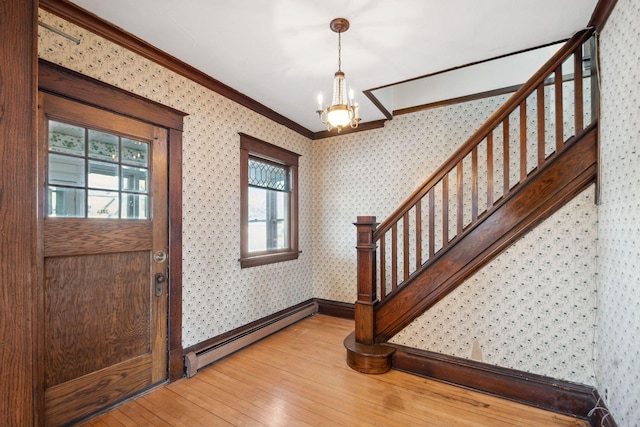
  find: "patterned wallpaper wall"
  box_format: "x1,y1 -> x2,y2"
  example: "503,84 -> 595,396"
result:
596,0 -> 640,423
38,10 -> 314,348
390,187 -> 597,385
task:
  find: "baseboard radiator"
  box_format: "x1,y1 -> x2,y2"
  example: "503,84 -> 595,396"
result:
184,301 -> 318,377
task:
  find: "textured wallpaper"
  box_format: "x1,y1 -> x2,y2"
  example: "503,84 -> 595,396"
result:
390,187 -> 597,385
38,10 -> 314,348
597,0 -> 640,423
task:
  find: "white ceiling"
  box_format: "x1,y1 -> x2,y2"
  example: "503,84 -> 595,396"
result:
68,0 -> 598,133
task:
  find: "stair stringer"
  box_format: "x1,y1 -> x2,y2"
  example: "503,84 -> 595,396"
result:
373,123 -> 598,344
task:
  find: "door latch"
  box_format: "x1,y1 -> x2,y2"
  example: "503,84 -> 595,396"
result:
154,273 -> 166,297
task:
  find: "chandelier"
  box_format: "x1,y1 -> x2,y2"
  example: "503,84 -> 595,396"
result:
316,18 -> 361,132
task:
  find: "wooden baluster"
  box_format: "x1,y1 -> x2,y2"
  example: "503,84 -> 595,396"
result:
415,199 -> 422,271
354,216 -> 377,345
471,146 -> 478,222
537,83 -> 545,168
589,36 -> 599,124
487,131 -> 494,209
503,116 -> 510,194
379,233 -> 386,301
520,99 -> 527,182
391,223 -> 398,291
442,175 -> 449,248
457,162 -> 463,236
429,187 -> 435,259
403,212 -> 409,282
555,64 -> 563,152
574,46 -> 584,133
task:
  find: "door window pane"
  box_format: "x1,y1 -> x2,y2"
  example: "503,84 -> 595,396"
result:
49,121 -> 85,156
49,154 -> 85,187
122,138 -> 148,167
88,160 -> 119,190
122,166 -> 148,192
121,194 -> 148,219
88,130 -> 119,162
88,190 -> 119,218
48,186 -> 85,217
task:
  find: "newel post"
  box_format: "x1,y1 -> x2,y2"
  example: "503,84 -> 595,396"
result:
354,216 -> 378,345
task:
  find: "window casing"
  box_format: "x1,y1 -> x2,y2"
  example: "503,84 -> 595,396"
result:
239,133 -> 300,268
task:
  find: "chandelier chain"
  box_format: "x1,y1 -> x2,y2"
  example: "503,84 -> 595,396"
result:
337,32 -> 342,71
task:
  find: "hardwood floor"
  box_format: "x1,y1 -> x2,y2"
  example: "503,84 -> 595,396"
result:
82,315 -> 589,426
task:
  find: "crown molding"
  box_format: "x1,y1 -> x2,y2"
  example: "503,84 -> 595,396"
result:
39,0 -> 315,139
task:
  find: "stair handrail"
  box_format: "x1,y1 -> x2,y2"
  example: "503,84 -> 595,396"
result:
372,27 -> 594,241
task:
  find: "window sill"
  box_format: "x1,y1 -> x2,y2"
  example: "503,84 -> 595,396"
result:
239,251 -> 300,268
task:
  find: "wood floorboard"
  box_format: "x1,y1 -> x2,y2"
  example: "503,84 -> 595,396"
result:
81,315 -> 589,427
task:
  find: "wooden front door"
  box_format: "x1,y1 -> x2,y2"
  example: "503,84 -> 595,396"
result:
39,93 -> 169,426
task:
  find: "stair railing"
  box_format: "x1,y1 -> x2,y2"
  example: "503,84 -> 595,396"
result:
355,28 -> 598,345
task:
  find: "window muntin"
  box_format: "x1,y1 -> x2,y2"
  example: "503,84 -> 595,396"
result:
47,119 -> 150,219
240,133 -> 300,268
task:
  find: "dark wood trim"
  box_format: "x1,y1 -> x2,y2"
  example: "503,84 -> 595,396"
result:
183,299 -> 317,355
589,0 -> 618,31
393,84 -> 522,116
0,2 -> 38,426
167,127 -> 184,381
312,119 -> 387,139
364,38 -> 569,119
38,60 -> 187,130
38,61 -> 186,382
39,0 -> 315,139
239,133 -> 300,268
374,124 -> 598,341
315,299 -> 355,319
389,345 -> 617,424
362,90 -> 393,121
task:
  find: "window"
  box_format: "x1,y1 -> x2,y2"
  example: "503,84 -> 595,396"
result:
47,119 -> 150,219
240,133 -> 300,268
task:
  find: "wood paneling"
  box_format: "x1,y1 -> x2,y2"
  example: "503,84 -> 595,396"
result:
0,1 -> 37,426
45,252 -> 151,387
44,219 -> 153,257
83,315 -> 592,427
46,355 -> 153,426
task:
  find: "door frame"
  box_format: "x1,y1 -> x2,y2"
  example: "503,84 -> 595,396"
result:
37,59 -> 186,387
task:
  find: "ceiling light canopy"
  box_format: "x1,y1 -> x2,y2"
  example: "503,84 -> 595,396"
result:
316,18 -> 360,133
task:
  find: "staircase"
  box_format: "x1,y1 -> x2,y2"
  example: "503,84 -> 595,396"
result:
345,28 -> 598,373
